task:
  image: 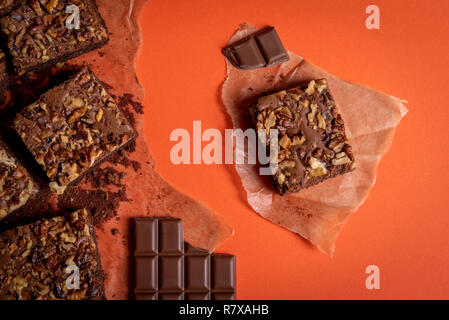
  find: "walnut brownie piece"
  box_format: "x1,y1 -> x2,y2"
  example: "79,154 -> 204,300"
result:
0,0 -> 25,16
0,208 -> 105,300
0,140 -> 38,221
0,0 -> 108,75
13,68 -> 136,194
248,79 -> 356,195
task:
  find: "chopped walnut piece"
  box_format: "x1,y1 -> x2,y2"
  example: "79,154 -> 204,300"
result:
308,157 -> 329,177
279,135 -> 292,149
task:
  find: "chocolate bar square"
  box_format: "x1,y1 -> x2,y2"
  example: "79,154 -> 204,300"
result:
212,255 -> 236,291
222,26 -> 289,70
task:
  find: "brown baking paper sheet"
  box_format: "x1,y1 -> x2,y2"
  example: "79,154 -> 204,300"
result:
222,24 -> 408,256
67,0 -> 233,299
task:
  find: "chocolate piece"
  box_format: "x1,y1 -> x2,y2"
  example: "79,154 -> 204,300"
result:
0,0 -> 109,75
0,209 -> 105,300
134,218 -> 236,300
0,139 -> 38,221
248,79 -> 356,195
0,0 -> 24,16
13,68 -> 136,194
222,26 -> 289,70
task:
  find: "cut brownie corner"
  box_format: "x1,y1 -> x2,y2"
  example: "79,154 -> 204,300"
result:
248,79 -> 356,196
0,208 -> 106,300
0,138 -> 39,221
0,0 -> 109,75
13,67 -> 136,195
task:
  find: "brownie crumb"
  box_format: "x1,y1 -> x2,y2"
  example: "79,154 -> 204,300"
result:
58,187 -> 130,227
108,140 -> 141,172
120,93 -> 144,115
85,167 -> 126,189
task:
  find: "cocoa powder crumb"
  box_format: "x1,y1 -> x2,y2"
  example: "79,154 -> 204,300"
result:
57,187 -> 130,227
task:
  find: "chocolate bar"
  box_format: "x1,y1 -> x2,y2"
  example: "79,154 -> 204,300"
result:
222,26 -> 289,70
248,79 -> 356,195
13,68 -> 136,194
134,218 -> 236,300
0,0 -> 108,75
0,209 -> 105,300
0,139 -> 38,221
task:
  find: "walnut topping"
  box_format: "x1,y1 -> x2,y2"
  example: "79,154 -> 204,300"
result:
95,109 -> 104,122
279,135 -> 292,149
317,113 -> 326,129
332,152 -> 352,166
13,68 -> 136,191
249,79 -> 356,195
279,160 -> 296,169
277,172 -> 286,185
45,0 -> 59,13
292,135 -> 305,146
0,146 -> 38,221
307,103 -> 318,125
1,0 -> 109,75
264,111 -> 277,130
305,80 -> 316,95
308,157 -> 328,177
315,79 -> 327,93
67,106 -> 87,124
0,209 -> 105,300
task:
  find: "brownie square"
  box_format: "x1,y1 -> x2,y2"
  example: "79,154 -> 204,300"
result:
0,0 -> 25,16
248,79 -> 356,195
13,67 -> 136,194
0,0 -> 108,75
0,208 -> 105,300
0,139 -> 38,221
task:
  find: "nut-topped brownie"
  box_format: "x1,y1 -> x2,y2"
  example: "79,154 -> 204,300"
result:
13,68 -> 136,194
0,208 -> 105,300
248,79 -> 356,195
0,139 -> 38,221
0,0 -> 108,75
0,0 -> 24,16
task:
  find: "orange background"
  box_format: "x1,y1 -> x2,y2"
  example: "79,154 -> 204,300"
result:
136,0 -> 449,299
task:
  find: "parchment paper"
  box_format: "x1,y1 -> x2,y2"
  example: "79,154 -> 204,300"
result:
222,24 -> 408,256
69,0 -> 233,299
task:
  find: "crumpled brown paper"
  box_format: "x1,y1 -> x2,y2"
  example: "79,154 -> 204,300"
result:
69,0 -> 233,299
222,24 -> 407,256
